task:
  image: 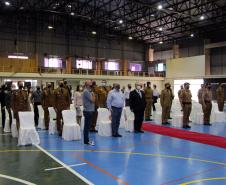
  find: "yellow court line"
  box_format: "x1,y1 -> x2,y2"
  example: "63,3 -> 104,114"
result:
180,177 -> 226,185
1,148 -> 226,166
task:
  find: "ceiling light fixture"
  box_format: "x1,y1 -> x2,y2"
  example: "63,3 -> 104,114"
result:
159,41 -> 163,44
48,25 -> 54,29
5,1 -> 10,6
8,55 -> 29,60
190,33 -> 194,37
119,19 -> 123,24
92,31 -> 96,35
200,15 -> 205,20
158,27 -> 163,31
70,12 -> 75,16
157,5 -> 163,10
128,36 -> 133,40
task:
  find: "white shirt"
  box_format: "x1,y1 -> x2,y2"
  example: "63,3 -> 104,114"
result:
124,88 -> 131,99
153,89 -> 159,97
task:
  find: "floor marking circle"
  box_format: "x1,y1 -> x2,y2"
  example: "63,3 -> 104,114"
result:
0,174 -> 36,185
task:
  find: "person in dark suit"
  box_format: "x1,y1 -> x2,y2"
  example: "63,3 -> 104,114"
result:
129,82 -> 146,133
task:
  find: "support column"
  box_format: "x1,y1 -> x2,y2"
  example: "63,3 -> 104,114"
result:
204,48 -> 211,75
148,48 -> 154,62
122,59 -> 128,76
65,57 -> 72,74
96,58 -> 101,75
172,44 -> 179,59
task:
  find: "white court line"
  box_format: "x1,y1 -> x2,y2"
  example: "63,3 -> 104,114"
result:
35,145 -> 93,185
0,174 -> 36,185
45,163 -> 87,171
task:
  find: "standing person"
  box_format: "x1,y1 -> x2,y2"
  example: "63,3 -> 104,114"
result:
30,86 -> 42,127
152,84 -> 159,111
90,81 -> 99,132
5,85 -> 12,129
202,83 -> 212,126
129,82 -> 146,133
160,83 -> 172,125
121,86 -> 125,94
144,82 -> 153,121
74,85 -> 83,125
198,84 -> 204,105
98,86 -> 107,108
42,83 -> 55,130
168,85 -> 174,119
178,85 -> 184,111
54,81 -> 71,136
82,80 -> 95,145
63,80 -> 72,102
181,83 -> 192,128
124,84 -> 132,106
11,81 -> 30,130
216,83 -> 224,112
107,83 -> 124,137
0,85 -> 6,130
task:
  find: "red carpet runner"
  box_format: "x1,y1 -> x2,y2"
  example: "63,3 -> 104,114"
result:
142,123 -> 226,149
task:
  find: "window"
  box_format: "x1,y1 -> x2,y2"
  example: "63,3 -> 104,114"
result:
76,59 -> 92,69
104,61 -> 119,71
129,63 -> 142,72
155,63 -> 165,72
44,57 -> 62,68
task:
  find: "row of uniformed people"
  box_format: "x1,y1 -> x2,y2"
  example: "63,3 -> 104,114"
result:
0,81 -> 162,134
177,82 -> 225,128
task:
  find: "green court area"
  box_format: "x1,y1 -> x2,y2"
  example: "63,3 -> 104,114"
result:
0,132 -> 88,185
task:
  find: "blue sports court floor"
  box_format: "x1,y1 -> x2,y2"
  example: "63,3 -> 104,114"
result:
0,122 -> 226,185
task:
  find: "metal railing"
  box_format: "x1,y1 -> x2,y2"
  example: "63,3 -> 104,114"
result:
0,66 -> 165,77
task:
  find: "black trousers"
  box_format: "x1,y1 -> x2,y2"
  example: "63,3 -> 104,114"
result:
153,96 -> 158,111
1,107 -> 6,129
83,111 -> 94,144
111,107 -> 122,136
34,102 -> 41,126
125,99 -> 130,106
134,110 -> 144,131
6,107 -> 12,128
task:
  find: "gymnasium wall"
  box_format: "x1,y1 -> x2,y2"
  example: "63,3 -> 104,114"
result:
166,55 -> 205,78
0,28 -> 145,68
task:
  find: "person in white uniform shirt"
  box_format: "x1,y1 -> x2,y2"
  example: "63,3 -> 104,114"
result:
124,84 -> 132,106
152,84 -> 159,111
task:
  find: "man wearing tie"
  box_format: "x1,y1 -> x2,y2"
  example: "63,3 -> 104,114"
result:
129,82 -> 146,133
107,83 -> 125,137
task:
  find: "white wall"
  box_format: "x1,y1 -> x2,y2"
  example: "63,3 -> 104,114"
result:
166,55 -> 205,78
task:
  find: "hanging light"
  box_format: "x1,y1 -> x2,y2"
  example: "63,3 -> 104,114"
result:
119,19 -> 123,24
48,25 -> 54,29
157,5 -> 163,10
200,15 -> 205,20
5,1 -> 11,6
